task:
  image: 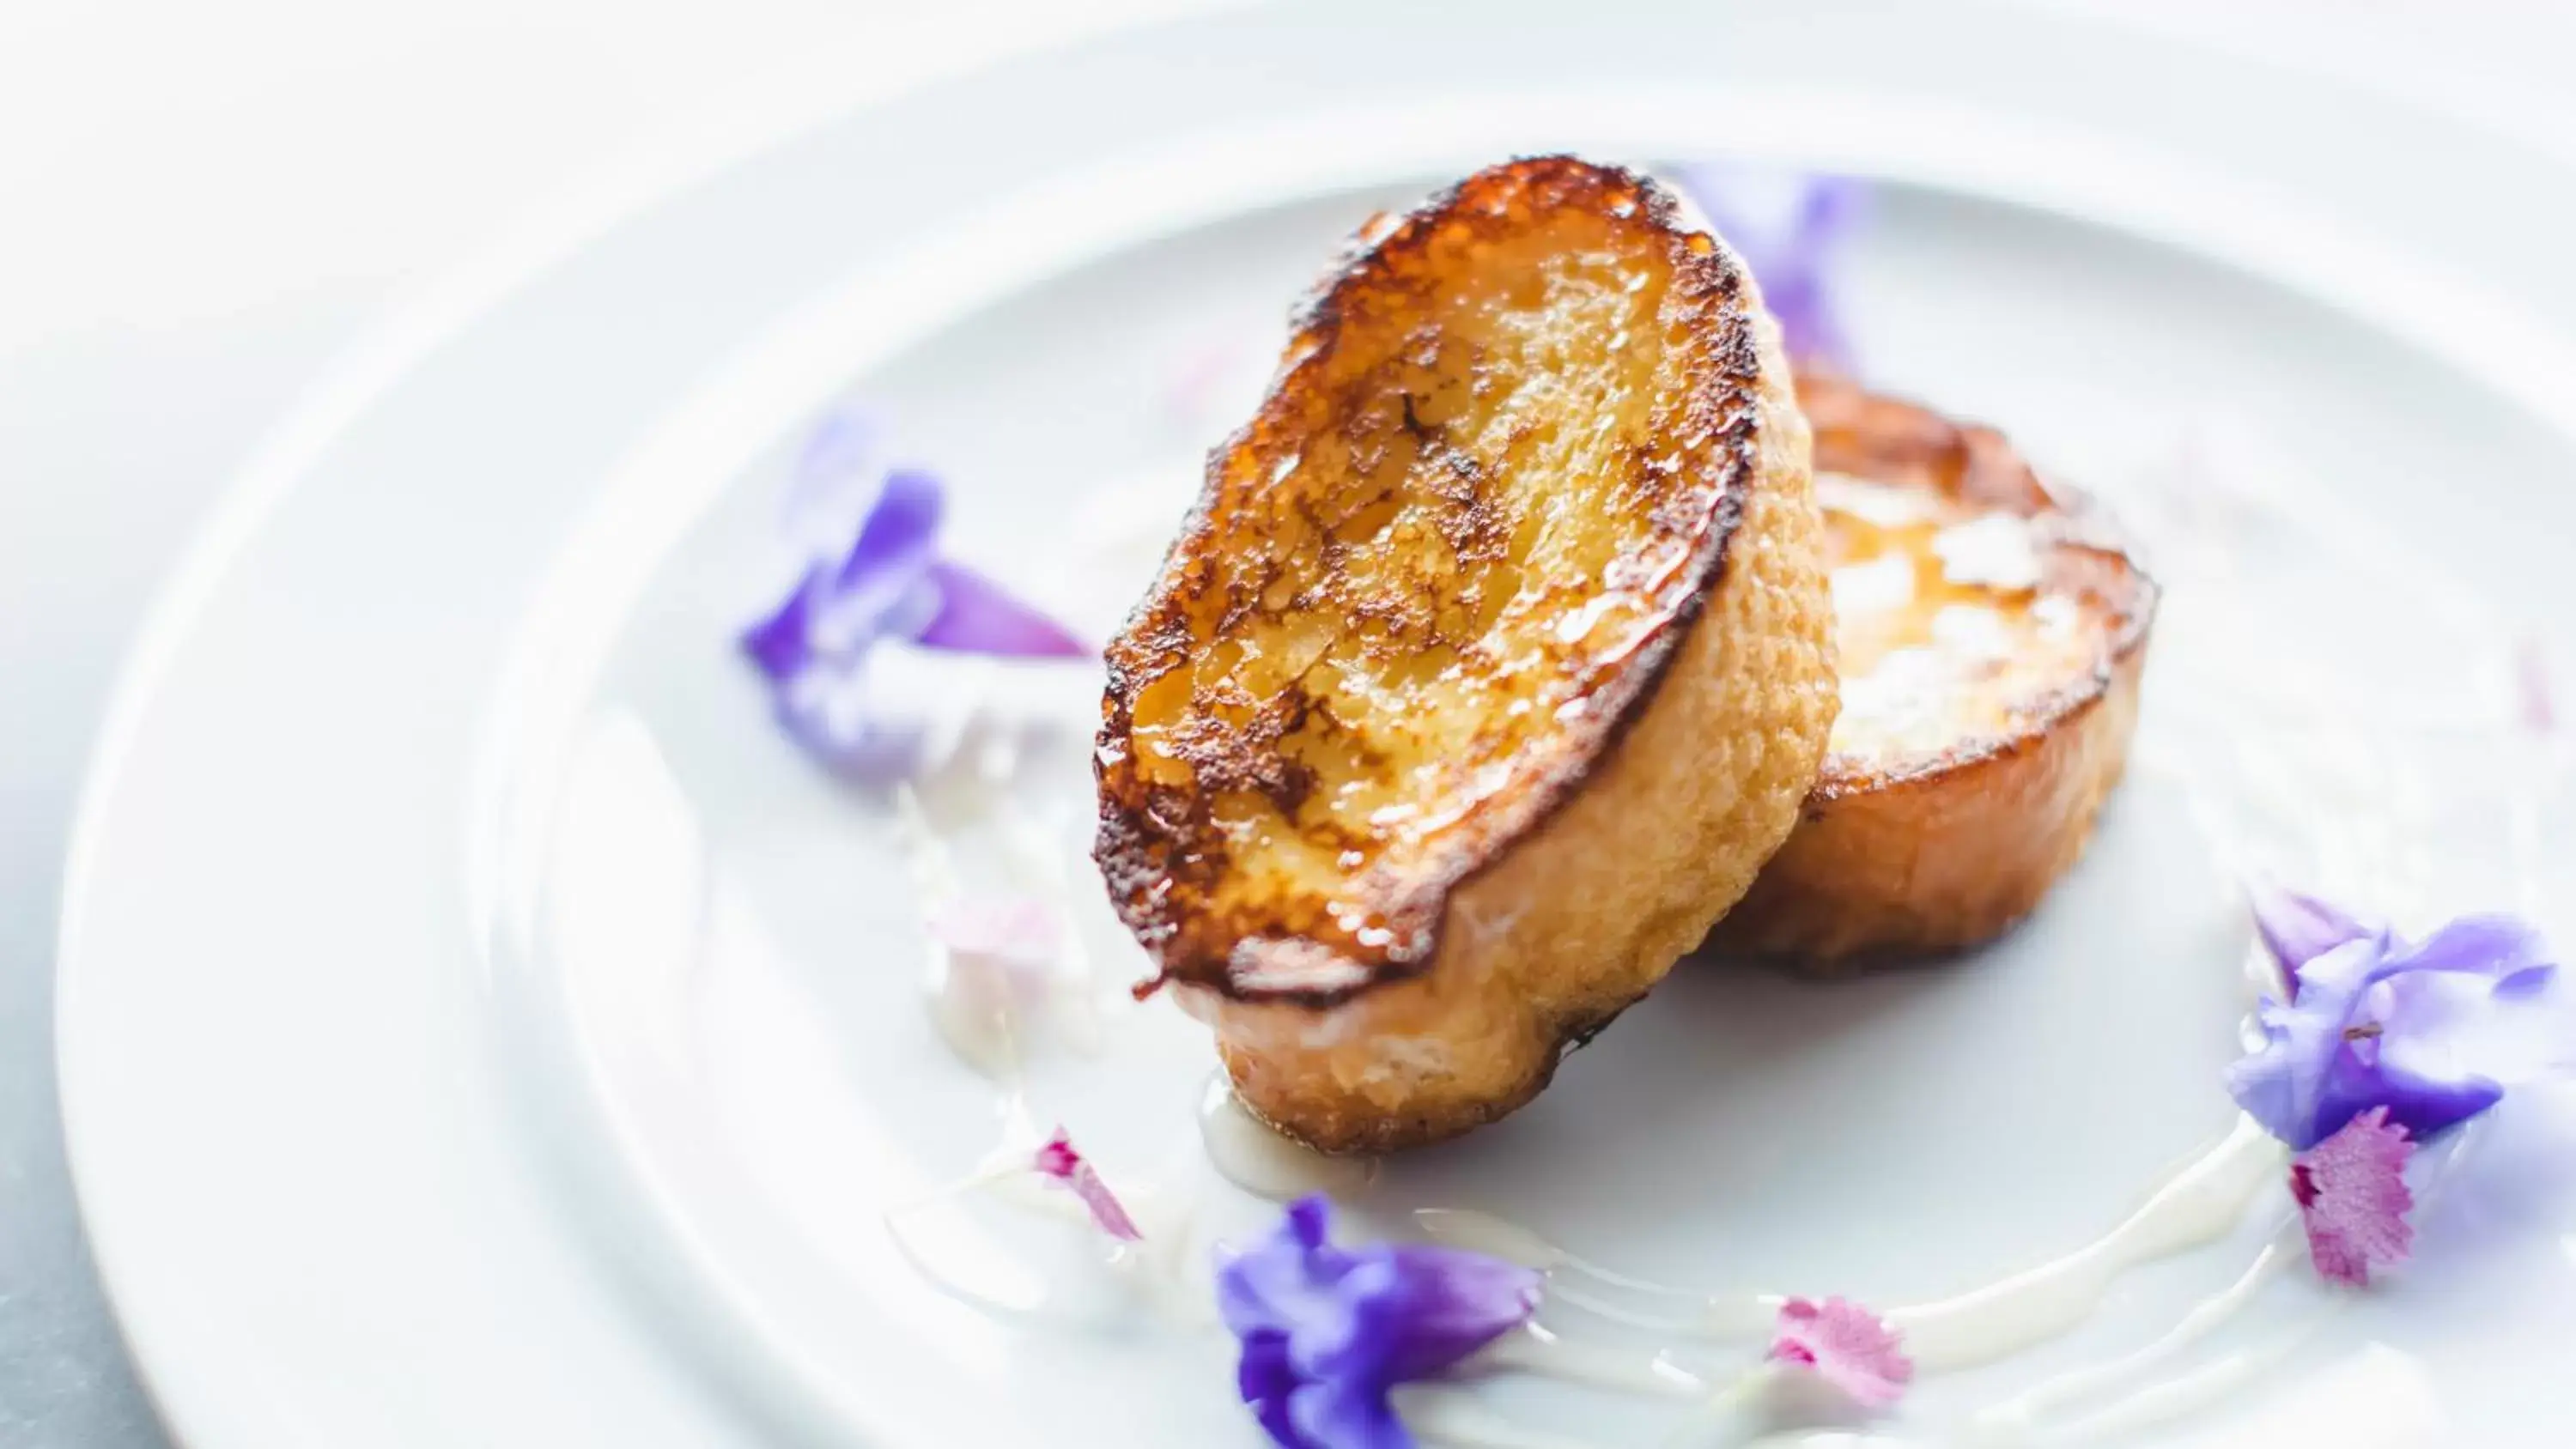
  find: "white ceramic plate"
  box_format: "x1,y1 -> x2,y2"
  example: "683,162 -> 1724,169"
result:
58,3 -> 2576,1446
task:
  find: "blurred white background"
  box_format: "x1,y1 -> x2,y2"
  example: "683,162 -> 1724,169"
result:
0,1 -> 2567,1442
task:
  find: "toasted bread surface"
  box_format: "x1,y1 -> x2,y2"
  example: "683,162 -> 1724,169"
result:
1095,158 -> 1836,1149
1708,373 -> 2157,962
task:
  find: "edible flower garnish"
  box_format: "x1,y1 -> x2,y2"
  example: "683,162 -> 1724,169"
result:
1032,1126 -> 1142,1242
2518,637 -> 2558,737
924,896 -> 1061,1074
2289,1106 -> 2415,1286
929,896 -> 1059,987
741,415 -> 1087,777
1671,164 -> 1868,375
1765,1296 -> 1913,1411
2227,884 -> 2565,1150
1216,1195 -> 1541,1449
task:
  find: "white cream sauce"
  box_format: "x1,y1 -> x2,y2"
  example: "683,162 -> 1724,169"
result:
1197,1072 -> 1379,1200
1886,1119 -> 2284,1370
1403,1397 -> 1615,1449
1485,1323 -> 1709,1398
1409,1119 -> 2288,1447
1965,1236 -> 2297,1442
1419,1119 -> 2281,1373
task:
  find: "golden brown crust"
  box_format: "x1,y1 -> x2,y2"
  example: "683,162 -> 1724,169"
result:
1092,157 -> 1838,1149
1191,433 -> 1836,1150
1706,373 -> 2158,962
1097,157 -> 1783,1004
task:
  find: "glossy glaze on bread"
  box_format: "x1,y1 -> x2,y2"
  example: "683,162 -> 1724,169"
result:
1095,157 -> 1837,1149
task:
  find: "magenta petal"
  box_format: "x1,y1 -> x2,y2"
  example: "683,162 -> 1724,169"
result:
1766,1296 -> 1913,1411
2292,1107 -> 2415,1286
1032,1127 -> 1142,1242
912,561 -> 1091,657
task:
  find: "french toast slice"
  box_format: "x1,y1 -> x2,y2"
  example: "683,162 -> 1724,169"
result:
1706,373 -> 2158,964
1094,157 -> 1838,1153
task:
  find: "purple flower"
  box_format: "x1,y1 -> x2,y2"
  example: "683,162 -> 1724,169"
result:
741,414 -> 1088,776
2227,885 -> 2567,1149
1670,163 -> 1869,375
1217,1195 -> 1540,1449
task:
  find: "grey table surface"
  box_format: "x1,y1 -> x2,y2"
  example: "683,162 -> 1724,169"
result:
0,284 -> 383,1447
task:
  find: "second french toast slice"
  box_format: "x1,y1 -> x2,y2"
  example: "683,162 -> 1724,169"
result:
1709,373 -> 2159,964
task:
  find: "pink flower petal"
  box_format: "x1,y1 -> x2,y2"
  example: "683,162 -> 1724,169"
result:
2518,637 -> 2557,737
2291,1106 -> 2415,1286
929,896 -> 1056,963
1033,1126 -> 1142,1242
1767,1296 -> 1913,1410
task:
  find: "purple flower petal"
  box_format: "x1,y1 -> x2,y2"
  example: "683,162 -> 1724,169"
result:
741,468 -> 943,682
1215,1195 -> 1540,1449
742,433 -> 1092,779
2250,883 -> 2379,979
2401,913 -> 2554,977
1238,1331 -> 1303,1446
2228,889 -> 2566,1149
2291,1106 -> 2415,1286
741,569 -> 827,678
1284,1377 -> 1410,1449
1032,1126 -> 1142,1242
1218,1197 -> 1357,1340
2230,936 -> 2408,1149
780,405 -> 884,551
1671,163 -> 1869,375
765,656 -> 925,780
914,561 -> 1091,657
830,467 -> 945,592
1369,1247 -> 1550,1383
